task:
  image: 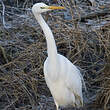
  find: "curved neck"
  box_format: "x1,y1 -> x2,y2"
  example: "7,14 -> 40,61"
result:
34,14 -> 58,63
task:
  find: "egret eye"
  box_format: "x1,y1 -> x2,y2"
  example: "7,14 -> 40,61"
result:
40,7 -> 45,9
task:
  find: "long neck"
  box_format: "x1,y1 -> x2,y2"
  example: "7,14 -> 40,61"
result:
35,14 -> 58,63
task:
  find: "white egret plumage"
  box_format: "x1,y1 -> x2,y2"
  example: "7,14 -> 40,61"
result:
32,3 -> 84,110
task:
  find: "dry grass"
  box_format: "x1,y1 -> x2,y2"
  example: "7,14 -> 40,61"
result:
0,0 -> 110,109
96,56 -> 110,110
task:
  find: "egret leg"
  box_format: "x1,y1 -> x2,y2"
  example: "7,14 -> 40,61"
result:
55,101 -> 59,110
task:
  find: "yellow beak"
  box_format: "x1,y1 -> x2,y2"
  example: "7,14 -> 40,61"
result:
41,6 -> 65,10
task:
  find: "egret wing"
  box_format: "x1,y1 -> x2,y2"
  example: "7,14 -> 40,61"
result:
64,60 -> 83,106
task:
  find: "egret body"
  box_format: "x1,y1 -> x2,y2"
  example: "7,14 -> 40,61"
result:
32,3 -> 83,110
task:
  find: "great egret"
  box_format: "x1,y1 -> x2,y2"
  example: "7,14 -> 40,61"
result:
32,3 -> 84,110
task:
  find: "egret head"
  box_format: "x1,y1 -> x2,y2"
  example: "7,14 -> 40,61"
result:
32,3 -> 65,14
